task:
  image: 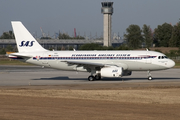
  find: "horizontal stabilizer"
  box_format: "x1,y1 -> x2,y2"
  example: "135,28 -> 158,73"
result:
9,53 -> 33,58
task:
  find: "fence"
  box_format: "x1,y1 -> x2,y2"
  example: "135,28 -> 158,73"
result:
170,56 -> 180,61
0,55 -> 10,60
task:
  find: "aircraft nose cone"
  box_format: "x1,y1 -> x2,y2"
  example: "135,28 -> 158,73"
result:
168,60 -> 175,68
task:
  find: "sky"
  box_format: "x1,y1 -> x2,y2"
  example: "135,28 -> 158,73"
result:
0,0 -> 180,38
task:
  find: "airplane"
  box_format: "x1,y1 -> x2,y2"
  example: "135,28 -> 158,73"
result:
8,21 -> 175,81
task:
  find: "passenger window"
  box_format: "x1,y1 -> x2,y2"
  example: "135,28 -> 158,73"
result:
158,56 -> 161,59
162,56 -> 164,59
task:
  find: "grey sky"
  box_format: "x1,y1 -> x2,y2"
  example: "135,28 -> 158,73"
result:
0,0 -> 180,38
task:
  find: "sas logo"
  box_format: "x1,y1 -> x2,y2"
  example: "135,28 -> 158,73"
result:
19,41 -> 35,47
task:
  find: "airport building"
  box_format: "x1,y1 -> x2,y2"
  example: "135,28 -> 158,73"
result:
0,1 -> 122,50
0,39 -> 124,50
101,2 -> 113,47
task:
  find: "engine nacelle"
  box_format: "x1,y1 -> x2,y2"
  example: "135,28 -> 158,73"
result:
101,66 -> 123,77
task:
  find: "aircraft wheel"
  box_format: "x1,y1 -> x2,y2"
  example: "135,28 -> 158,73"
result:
88,76 -> 95,81
148,76 -> 153,80
95,75 -> 101,80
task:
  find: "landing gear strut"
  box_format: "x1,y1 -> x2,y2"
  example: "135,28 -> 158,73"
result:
95,73 -> 101,80
147,70 -> 153,80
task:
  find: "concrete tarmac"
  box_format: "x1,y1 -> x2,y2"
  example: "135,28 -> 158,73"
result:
0,65 -> 180,86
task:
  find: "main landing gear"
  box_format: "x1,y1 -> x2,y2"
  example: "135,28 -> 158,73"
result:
147,70 -> 153,80
88,74 -> 101,81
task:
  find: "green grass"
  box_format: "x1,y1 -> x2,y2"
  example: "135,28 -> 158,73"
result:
175,61 -> 180,68
0,60 -> 32,65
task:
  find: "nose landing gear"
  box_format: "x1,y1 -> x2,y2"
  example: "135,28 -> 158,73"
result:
147,70 -> 153,80
148,76 -> 152,80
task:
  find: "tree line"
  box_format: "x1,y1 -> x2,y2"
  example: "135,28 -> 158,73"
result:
0,22 -> 180,53
58,33 -> 84,39
0,31 -> 15,39
124,22 -> 180,49
0,31 -> 85,40
1,22 -> 180,49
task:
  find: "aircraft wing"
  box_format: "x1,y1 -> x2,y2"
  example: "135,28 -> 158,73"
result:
62,60 -> 128,70
63,61 -> 105,67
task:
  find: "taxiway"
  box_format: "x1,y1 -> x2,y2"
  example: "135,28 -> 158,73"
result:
0,65 -> 179,86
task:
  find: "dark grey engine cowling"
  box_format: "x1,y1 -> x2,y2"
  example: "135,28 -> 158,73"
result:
122,70 -> 132,76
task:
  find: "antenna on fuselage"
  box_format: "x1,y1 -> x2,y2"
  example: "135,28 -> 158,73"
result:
146,48 -> 149,51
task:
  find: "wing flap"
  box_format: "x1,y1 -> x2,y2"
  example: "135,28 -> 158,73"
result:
62,60 -> 128,70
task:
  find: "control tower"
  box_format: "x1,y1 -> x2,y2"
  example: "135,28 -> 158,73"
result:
101,2 -> 113,46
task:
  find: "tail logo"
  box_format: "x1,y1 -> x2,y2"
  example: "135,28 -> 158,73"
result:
19,41 -> 35,47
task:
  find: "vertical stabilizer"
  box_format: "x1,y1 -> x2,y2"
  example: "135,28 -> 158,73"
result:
11,21 -> 47,53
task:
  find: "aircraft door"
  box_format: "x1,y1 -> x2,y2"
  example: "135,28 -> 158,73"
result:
42,53 -> 49,64
146,52 -> 151,64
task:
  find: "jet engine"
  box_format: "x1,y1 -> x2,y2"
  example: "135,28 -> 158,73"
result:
101,66 -> 123,77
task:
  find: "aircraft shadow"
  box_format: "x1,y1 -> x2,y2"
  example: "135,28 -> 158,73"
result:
32,76 -> 87,81
104,77 -> 180,81
32,76 -> 180,81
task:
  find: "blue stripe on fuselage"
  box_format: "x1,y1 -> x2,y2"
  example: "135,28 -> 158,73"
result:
33,56 -> 157,60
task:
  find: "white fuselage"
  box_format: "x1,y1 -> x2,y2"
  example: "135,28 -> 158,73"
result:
20,50 -> 175,72
10,21 -> 175,80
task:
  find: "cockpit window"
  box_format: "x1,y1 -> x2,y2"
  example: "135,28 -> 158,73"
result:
158,56 -> 168,59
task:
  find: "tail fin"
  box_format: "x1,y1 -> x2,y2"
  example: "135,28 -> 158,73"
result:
11,21 -> 47,53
